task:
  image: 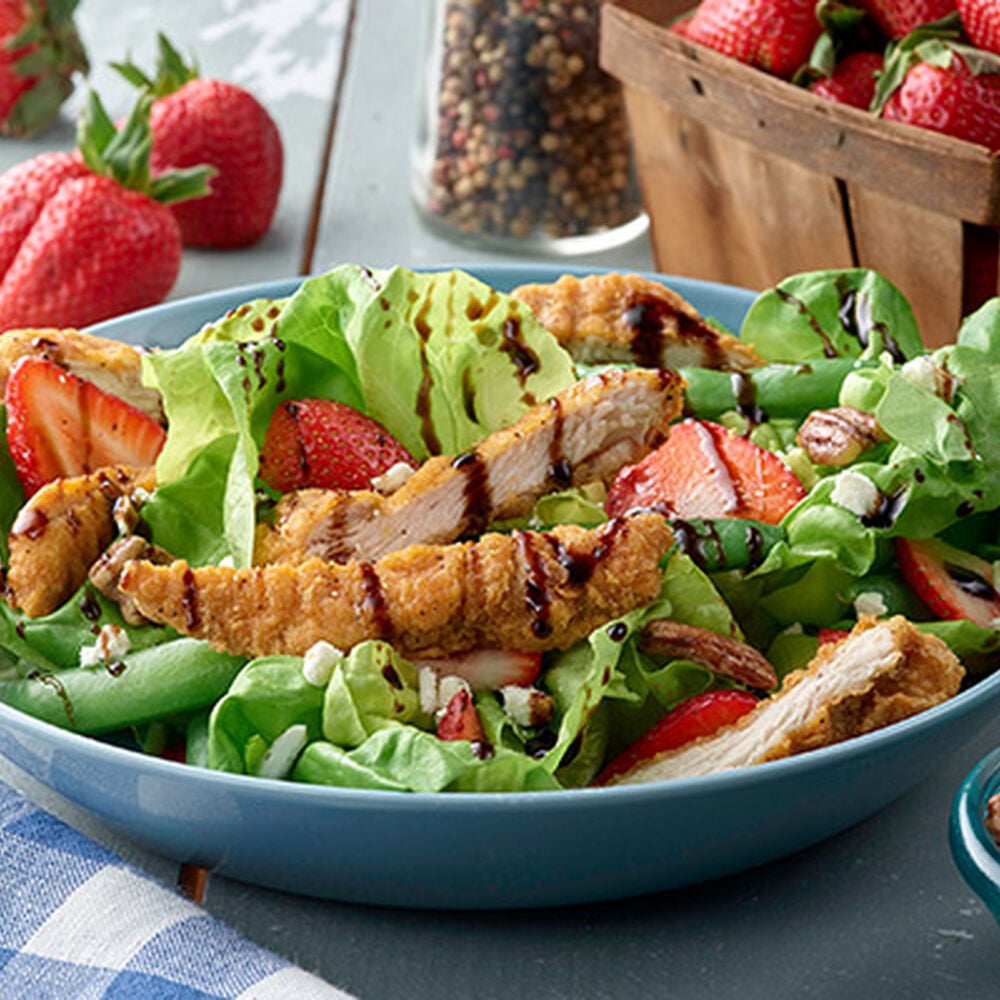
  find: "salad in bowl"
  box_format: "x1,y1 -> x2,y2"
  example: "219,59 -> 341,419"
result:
0,263 -> 996,797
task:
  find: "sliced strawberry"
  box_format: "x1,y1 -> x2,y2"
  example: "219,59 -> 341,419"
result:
594,689 -> 759,786
436,687 -> 486,743
896,537 -> 1000,629
5,355 -> 166,497
606,419 -> 806,525
258,398 -> 415,493
413,649 -> 542,691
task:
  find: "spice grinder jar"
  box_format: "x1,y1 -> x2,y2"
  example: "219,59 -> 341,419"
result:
412,0 -> 648,254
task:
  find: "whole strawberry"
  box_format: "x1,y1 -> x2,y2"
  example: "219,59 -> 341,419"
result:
684,0 -> 823,79
0,0 -> 87,137
957,0 -> 1000,54
876,42 -> 1000,149
809,50 -> 884,107
861,0 -> 957,38
0,91 -> 212,333
115,34 -> 283,248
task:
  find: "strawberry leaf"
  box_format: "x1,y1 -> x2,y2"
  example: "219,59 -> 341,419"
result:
77,89 -> 215,204
113,31 -> 199,98
0,0 -> 88,137
871,14 -> 964,112
108,59 -> 154,90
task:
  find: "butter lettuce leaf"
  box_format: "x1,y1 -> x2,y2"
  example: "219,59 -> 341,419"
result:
143,265 -> 576,566
740,269 -> 923,363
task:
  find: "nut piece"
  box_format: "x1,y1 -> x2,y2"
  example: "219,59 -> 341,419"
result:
88,534 -> 174,625
796,406 -> 887,467
639,620 -> 777,690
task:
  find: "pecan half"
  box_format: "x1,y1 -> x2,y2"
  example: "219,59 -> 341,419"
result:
639,620 -> 777,690
796,406 -> 887,467
89,534 -> 174,626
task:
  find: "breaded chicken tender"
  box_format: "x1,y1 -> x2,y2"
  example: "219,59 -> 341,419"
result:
0,328 -> 162,421
119,513 -> 673,658
511,273 -> 762,372
256,366 -> 683,566
607,616 -> 964,786
5,466 -> 157,618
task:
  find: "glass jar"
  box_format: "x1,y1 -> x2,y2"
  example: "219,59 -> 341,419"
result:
412,0 -> 648,254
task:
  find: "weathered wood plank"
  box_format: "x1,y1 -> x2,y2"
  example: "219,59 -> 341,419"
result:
626,89 -> 854,293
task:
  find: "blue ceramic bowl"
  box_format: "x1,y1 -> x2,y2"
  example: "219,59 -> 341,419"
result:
951,745 -> 1000,922
0,263 -> 998,910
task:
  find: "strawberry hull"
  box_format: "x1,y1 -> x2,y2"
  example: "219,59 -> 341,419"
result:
601,0 -> 1000,348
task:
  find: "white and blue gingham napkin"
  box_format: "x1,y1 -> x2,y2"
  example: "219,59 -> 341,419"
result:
0,779 -> 351,1000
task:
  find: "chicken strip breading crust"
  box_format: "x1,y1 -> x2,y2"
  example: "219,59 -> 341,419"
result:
256,366 -> 683,567
5,466 -> 157,618
119,513 -> 673,658
607,616 -> 964,786
511,273 -> 762,372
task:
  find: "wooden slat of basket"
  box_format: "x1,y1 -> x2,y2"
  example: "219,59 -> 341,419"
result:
625,90 -> 855,289
601,0 -> 1000,226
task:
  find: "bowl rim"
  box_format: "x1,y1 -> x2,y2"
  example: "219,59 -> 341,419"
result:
951,743 -> 1000,917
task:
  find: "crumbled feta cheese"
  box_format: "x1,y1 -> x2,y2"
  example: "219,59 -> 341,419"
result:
498,685 -> 554,728
79,624 -> 131,668
900,355 -> 955,401
779,622 -> 805,637
418,667 -> 439,715
217,555 -> 235,569
853,591 -> 888,617
257,724 -> 309,780
301,640 -> 343,687
371,461 -> 415,494
831,470 -> 879,517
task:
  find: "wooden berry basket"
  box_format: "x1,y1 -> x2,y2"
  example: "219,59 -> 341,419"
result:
600,0 -> 1000,347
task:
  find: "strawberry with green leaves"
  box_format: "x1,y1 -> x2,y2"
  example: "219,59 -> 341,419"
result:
0,90 -> 213,333
683,0 -> 824,79
0,0 -> 87,137
797,3 -> 884,108
115,33 -> 283,248
872,19 -> 1000,149
809,50 -> 884,107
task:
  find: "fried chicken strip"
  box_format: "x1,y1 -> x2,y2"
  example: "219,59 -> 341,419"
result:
607,616 -> 964,786
256,367 -> 683,566
119,513 -> 673,658
5,466 -> 157,618
0,329 -> 163,421
511,273 -> 762,372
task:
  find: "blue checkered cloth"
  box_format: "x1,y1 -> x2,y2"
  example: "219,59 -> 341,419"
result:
0,780 -> 351,999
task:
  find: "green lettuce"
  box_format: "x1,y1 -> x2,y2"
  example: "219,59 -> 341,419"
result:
739,268 -> 924,363
142,265 -> 576,566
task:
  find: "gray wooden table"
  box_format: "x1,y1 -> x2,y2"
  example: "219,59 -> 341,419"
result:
0,1 -> 996,997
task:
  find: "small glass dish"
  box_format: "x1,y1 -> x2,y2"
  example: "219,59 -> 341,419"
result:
950,744 -> 1000,923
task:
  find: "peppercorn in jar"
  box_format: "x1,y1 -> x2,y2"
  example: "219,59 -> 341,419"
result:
413,0 -> 647,251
